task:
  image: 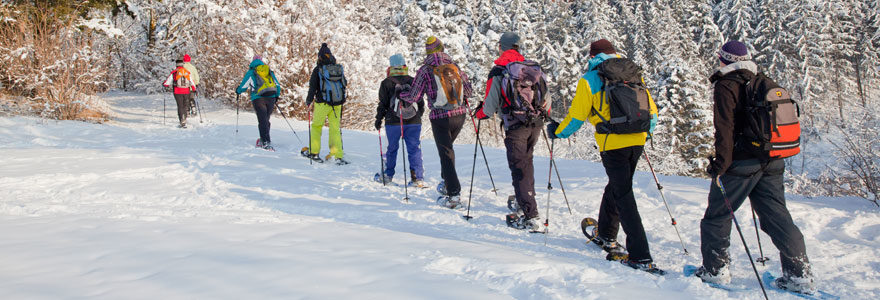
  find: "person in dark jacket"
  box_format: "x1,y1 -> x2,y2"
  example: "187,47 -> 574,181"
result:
374,54 -> 426,187
474,32 -> 546,231
400,36 -> 474,208
697,40 -> 815,295
304,43 -> 347,164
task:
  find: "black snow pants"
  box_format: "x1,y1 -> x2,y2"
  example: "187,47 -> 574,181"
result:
598,145 -> 653,262
430,114 -> 466,196
504,125 -> 542,219
252,97 -> 277,144
701,158 -> 811,277
173,93 -> 189,125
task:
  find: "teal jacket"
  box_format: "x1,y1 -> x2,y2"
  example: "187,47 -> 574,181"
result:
236,59 -> 281,101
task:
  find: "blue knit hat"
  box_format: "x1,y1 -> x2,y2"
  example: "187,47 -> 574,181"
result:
719,40 -> 750,65
389,53 -> 406,67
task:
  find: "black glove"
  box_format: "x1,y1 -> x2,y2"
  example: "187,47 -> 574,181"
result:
706,156 -> 720,177
374,119 -> 382,131
546,120 -> 560,139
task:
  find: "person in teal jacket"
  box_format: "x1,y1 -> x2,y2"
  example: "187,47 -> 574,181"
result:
236,55 -> 281,150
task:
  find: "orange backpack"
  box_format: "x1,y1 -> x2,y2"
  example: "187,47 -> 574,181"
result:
737,73 -> 801,160
431,64 -> 463,109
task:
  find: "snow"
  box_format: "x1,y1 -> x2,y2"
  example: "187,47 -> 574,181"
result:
0,92 -> 878,299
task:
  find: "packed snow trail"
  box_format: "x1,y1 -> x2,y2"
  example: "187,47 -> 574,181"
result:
0,92 -> 877,299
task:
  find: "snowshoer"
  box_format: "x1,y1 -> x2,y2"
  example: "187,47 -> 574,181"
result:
400,36 -> 474,208
374,53 -> 426,187
548,39 -> 661,273
698,40 -> 815,294
305,43 -> 349,165
182,54 -> 200,116
162,59 -> 197,128
474,32 -> 547,231
235,55 -> 281,151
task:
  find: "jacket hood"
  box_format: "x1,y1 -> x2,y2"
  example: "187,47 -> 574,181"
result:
710,61 -> 758,83
494,49 -> 525,67
587,52 -> 618,71
249,59 -> 265,69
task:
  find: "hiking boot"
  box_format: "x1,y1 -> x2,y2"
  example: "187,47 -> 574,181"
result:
694,265 -> 731,285
775,273 -> 817,295
437,195 -> 461,209
507,195 -> 523,215
593,235 -> 628,261
373,173 -> 392,184
409,179 -> 428,188
621,259 -> 666,275
324,155 -> 350,165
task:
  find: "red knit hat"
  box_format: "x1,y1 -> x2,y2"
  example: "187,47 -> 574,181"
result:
589,39 -> 615,56
183,54 -> 191,62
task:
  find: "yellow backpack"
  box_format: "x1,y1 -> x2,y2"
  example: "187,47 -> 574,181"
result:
254,64 -> 277,97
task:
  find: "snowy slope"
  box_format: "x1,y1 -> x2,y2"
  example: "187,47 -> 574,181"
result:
0,92 -> 877,299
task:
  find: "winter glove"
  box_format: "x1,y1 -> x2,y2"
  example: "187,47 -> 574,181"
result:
474,102 -> 489,120
546,120 -> 560,139
374,119 -> 382,131
647,113 -> 657,140
706,156 -> 721,177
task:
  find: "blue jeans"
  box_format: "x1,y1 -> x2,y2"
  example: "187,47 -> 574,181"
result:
384,124 -> 424,180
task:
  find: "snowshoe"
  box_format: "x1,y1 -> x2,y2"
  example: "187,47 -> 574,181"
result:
178,123 -> 187,128
621,259 -> 666,276
256,139 -> 275,152
373,173 -> 392,185
437,195 -> 462,209
505,213 -> 546,233
300,147 -> 323,163
324,155 -> 350,165
581,217 -> 628,261
691,265 -> 731,285
436,181 -> 447,196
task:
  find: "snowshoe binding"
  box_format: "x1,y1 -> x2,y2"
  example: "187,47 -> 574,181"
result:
409,179 -> 428,189
437,195 -> 462,209
300,147 -> 323,163
324,155 -> 350,165
256,139 -> 275,152
768,272 -> 819,296
436,181 -> 447,196
507,195 -> 523,215
581,217 -> 628,261
506,213 -> 546,233
373,173 -> 392,185
621,259 -> 666,276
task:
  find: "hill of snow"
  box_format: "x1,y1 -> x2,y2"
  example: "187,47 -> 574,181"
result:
0,92 -> 877,299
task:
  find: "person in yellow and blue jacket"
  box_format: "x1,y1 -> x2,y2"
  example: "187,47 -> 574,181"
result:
547,39 -> 662,274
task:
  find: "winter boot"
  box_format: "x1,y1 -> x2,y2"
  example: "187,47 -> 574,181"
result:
589,226 -> 628,261
409,179 -> 428,188
506,214 -> 544,232
437,195 -> 461,209
300,148 -> 324,163
325,155 -> 350,165
507,195 -> 523,215
621,259 -> 666,275
774,273 -> 817,295
694,265 -> 731,285
373,173 -> 392,184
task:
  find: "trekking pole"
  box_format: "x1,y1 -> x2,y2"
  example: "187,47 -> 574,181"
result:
752,207 -> 770,265
540,129 -> 572,215
235,94 -> 240,137
274,100 -> 304,144
464,101 -> 498,195
399,102 -> 409,203
307,106 -> 313,165
543,138 -> 555,244
195,94 -> 204,123
716,177 -> 770,300
463,120 -> 481,221
643,151 -> 688,255
378,128 -> 386,187
163,94 -> 167,126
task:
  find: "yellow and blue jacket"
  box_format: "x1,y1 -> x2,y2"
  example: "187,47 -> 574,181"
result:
555,53 -> 658,152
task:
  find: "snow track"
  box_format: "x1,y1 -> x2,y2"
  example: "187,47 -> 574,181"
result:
0,92 -> 877,299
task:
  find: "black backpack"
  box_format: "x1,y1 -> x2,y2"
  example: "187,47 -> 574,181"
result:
734,73 -> 801,160
388,77 -> 417,120
592,58 -> 652,134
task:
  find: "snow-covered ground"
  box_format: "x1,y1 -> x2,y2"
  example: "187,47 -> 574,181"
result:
0,92 -> 877,299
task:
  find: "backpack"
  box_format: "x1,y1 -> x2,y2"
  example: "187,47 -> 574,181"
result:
592,58 -> 652,134
388,77 -> 417,120
253,64 -> 278,97
499,60 -> 547,130
320,64 -> 346,105
736,73 -> 801,160
173,68 -> 191,89
431,64 -> 463,110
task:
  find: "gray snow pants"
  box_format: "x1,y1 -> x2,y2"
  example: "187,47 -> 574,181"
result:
701,158 -> 811,278
504,125 -> 541,219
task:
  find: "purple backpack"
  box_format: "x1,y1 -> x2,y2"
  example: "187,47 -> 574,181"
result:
500,60 -> 547,130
